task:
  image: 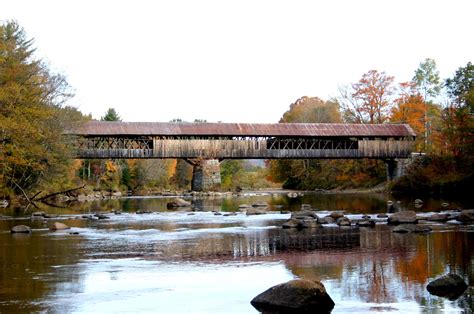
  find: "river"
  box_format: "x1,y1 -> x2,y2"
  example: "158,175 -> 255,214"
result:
1,192 -> 473,313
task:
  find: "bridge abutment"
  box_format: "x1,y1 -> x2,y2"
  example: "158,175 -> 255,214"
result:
386,158 -> 411,181
191,159 -> 221,191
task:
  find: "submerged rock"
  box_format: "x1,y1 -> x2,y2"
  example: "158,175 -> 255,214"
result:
377,213 -> 389,218
50,222 -> 70,231
11,225 -> 32,234
427,274 -> 468,300
250,279 -> 335,313
393,224 -> 432,233
387,211 -> 417,224
167,198 -> 191,209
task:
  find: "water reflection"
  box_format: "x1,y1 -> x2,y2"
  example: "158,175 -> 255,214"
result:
1,193 -> 473,312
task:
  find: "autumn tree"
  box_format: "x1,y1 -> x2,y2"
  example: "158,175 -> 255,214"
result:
340,70 -> 395,124
0,21 -> 82,198
390,82 -> 426,151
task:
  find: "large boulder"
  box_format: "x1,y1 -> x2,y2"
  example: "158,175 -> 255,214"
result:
393,224 -> 432,233
291,210 -> 318,220
167,198 -> 191,209
251,279 -> 335,313
11,225 -> 32,234
387,211 -> 417,224
427,274 -> 468,300
49,222 -> 71,231
457,209 -> 474,223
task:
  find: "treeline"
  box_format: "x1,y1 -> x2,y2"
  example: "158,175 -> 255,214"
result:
268,60 -> 473,194
1,21 -> 472,202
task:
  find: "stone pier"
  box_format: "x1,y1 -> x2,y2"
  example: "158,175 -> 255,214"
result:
190,159 -> 221,191
386,158 -> 411,181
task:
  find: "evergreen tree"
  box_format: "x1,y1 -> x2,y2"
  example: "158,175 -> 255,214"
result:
101,108 -> 121,121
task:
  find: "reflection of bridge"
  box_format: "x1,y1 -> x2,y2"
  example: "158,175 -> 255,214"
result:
69,122 -> 416,191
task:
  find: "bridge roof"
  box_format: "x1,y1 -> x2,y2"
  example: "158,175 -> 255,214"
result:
70,121 -> 416,137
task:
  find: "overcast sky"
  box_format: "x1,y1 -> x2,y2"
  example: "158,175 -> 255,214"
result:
2,0 -> 473,123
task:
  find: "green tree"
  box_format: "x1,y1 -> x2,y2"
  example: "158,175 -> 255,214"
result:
413,58 -> 442,101
101,108 -> 122,121
0,21 -> 79,198
412,58 -> 442,149
445,61 -> 474,111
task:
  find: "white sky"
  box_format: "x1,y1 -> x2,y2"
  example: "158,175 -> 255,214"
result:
2,0 -> 473,123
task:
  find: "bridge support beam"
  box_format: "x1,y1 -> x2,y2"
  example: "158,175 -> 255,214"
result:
190,159 -> 221,191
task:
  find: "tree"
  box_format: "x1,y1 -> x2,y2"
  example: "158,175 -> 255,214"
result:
339,70 -> 395,124
101,108 -> 121,121
445,61 -> 474,111
390,82 -> 426,150
441,62 -> 474,156
413,58 -> 442,101
412,58 -> 442,149
0,21 -> 78,197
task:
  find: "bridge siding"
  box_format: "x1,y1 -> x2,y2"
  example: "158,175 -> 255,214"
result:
75,139 -> 413,159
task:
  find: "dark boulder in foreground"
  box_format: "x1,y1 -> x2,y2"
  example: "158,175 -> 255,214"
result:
457,209 -> 474,223
387,211 -> 417,224
11,225 -> 32,234
393,224 -> 432,233
251,279 -> 335,313
427,274 -> 468,300
167,198 -> 192,209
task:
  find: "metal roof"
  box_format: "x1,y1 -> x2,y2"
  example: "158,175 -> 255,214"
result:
68,121 -> 416,137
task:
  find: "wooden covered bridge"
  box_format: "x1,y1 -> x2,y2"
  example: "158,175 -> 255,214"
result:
69,121 -> 416,191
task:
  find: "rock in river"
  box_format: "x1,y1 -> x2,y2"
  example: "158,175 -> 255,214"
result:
291,210 -> 318,220
50,222 -> 70,231
427,274 -> 468,300
251,279 -> 335,313
357,219 -> 375,227
336,217 -> 351,226
11,225 -> 32,234
246,208 -> 267,215
457,209 -> 474,223
393,224 -> 432,233
167,198 -> 192,209
387,211 -> 417,224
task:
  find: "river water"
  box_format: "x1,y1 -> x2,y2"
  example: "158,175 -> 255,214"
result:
1,192 -> 473,313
